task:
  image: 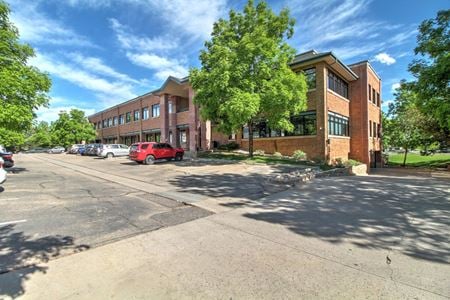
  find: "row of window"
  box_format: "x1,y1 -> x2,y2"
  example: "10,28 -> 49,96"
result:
241,111 -> 351,139
242,111 -> 317,139
96,104 -> 161,129
368,84 -> 381,107
328,112 -> 349,136
369,120 -> 381,138
328,70 -> 349,99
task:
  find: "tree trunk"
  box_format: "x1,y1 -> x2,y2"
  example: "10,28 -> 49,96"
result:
402,147 -> 408,167
248,121 -> 254,158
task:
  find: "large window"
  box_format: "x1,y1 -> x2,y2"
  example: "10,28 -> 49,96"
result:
242,111 -> 317,139
328,112 -> 349,136
152,104 -> 160,117
304,68 -> 316,89
133,110 -> 140,121
142,107 -> 149,120
118,114 -> 124,125
125,112 -> 131,123
113,116 -> 118,126
108,118 -> 112,127
328,70 -> 348,99
177,98 -> 189,112
102,119 -> 107,128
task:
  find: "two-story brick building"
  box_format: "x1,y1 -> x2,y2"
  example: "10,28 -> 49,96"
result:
89,50 -> 382,167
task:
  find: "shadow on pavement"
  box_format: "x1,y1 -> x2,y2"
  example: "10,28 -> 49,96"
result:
239,175 -> 450,264
0,225 -> 90,299
6,167 -> 28,174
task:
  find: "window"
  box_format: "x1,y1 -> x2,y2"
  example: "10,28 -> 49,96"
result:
119,114 -> 124,125
168,132 -> 173,144
126,112 -> 131,123
108,118 -> 112,127
141,144 -> 149,150
328,112 -> 349,136
373,122 -> 377,138
372,88 -> 376,104
304,68 -> 316,89
102,119 -> 107,128
242,111 -> 317,138
113,116 -> 118,126
180,130 -> 187,143
369,84 -> 372,101
152,104 -> 160,117
168,101 -> 173,113
142,107 -> 149,120
328,70 -> 348,99
97,122 -> 101,129
177,98 -> 189,112
377,123 -> 381,138
134,110 -> 140,121
376,92 -> 380,107
369,120 -> 372,137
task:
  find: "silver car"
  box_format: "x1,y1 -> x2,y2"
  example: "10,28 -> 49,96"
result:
0,157 -> 6,184
97,144 -> 130,158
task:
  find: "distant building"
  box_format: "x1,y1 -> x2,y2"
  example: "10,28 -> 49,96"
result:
88,50 -> 382,167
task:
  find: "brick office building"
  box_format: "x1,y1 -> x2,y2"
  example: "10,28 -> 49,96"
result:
89,50 -> 382,167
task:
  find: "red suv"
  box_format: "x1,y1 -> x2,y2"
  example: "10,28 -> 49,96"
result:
129,142 -> 184,164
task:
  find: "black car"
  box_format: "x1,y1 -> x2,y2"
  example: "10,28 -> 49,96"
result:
0,152 -> 14,168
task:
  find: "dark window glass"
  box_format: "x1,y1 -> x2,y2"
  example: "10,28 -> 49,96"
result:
141,144 -> 148,150
177,98 -> 189,112
328,70 -> 349,99
126,112 -> 131,123
304,68 -> 316,89
369,84 -> 372,101
119,115 -> 124,125
377,92 -> 380,107
142,107 -> 149,120
152,104 -> 160,117
372,89 -> 376,104
134,110 -> 140,121
369,120 -> 372,137
328,112 -> 349,137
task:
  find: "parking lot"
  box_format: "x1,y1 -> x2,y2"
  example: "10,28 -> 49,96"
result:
1,152 -> 449,299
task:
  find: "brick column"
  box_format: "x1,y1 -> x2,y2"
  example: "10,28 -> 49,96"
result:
160,94 -> 169,143
188,87 -> 198,155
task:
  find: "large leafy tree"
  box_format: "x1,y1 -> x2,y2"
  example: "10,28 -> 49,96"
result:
190,0 -> 307,157
408,9 -> 449,130
50,109 -> 96,148
27,121 -> 52,148
0,1 -> 51,147
387,83 -> 439,166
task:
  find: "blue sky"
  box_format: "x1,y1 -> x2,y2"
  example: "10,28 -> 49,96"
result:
6,0 -> 448,122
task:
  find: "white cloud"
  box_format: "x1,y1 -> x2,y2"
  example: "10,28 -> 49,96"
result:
9,1 -> 96,48
30,52 -> 137,105
381,99 -> 394,108
374,52 -> 396,65
36,106 -> 96,123
109,19 -> 178,52
391,82 -> 401,93
67,52 -> 142,84
126,52 -> 188,80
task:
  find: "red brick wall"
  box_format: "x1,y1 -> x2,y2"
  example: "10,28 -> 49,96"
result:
240,136 -> 320,158
329,137 -> 351,161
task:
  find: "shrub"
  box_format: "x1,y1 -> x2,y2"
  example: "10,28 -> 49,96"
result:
343,159 -> 362,167
254,149 -> 265,156
273,151 -> 283,157
334,157 -> 344,167
217,141 -> 240,151
292,150 -> 307,160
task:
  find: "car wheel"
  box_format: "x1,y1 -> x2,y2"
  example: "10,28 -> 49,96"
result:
175,153 -> 183,161
144,155 -> 155,165
106,152 -> 114,159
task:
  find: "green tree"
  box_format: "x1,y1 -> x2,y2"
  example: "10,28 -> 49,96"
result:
190,0 -> 307,157
27,121 -> 52,148
408,9 -> 449,130
50,109 -> 96,148
0,1 -> 51,147
387,83 -> 437,166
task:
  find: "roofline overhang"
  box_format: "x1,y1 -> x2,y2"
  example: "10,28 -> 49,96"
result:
290,52 -> 359,81
348,60 -> 382,81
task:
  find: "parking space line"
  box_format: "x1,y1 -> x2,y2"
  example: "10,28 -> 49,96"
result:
0,219 -> 27,226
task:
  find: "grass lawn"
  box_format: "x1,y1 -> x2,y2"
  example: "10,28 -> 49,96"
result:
198,151 -> 324,167
388,153 -> 450,168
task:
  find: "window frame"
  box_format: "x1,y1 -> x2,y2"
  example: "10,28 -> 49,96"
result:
152,104 -> 160,118
328,111 -> 349,137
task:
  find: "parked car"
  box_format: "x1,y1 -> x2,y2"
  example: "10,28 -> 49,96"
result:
68,144 -> 84,154
0,152 -> 14,168
97,144 -> 130,158
77,145 -> 86,155
129,142 -> 184,164
0,157 -> 6,184
85,143 -> 102,156
48,146 -> 65,154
